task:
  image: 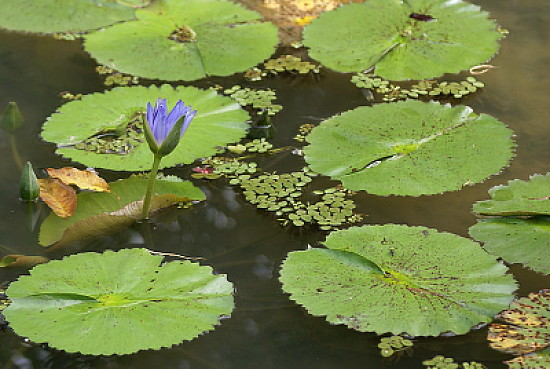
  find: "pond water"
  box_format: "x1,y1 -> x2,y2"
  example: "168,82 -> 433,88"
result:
0,0 -> 549,368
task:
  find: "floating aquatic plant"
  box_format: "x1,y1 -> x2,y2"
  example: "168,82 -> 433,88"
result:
263,55 -> 320,75
230,171 -> 361,230
351,73 -> 485,102
223,86 -> 282,116
0,0 -> 140,34
378,335 -> 413,358
304,100 -> 515,196
96,66 -> 140,87
422,356 -> 486,369
280,225 -> 517,336
3,248 -> 234,355
41,85 -> 249,171
469,173 -> 550,275
84,0 -> 278,81
488,289 -> 550,369
303,0 -> 504,80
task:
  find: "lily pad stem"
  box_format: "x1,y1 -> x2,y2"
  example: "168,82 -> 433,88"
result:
141,154 -> 162,219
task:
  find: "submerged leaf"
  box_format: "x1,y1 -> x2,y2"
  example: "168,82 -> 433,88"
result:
304,100 -> 515,196
84,0 -> 278,81
472,173 -> 550,216
0,0 -> 137,34
280,224 -> 516,336
38,178 -> 77,218
39,177 -> 205,247
488,289 -> 550,368
41,85 -> 249,171
3,248 -> 234,355
303,0 -> 503,80
47,167 -> 110,193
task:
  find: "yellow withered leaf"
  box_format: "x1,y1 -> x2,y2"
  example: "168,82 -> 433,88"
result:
47,167 -> 110,193
38,178 -> 77,218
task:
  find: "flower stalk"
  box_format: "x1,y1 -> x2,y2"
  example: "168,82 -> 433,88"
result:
141,98 -> 196,219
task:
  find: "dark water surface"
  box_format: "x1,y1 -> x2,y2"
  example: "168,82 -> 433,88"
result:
0,0 -> 549,368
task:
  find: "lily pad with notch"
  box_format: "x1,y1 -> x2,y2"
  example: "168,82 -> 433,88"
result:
302,0 -> 503,80
303,100 -> 515,196
0,0 -> 140,34
41,84 -> 250,171
3,248 -> 234,355
84,0 -> 279,81
279,224 -> 516,336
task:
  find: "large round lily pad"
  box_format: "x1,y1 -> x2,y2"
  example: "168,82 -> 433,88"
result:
41,84 -> 250,171
3,248 -> 234,355
303,100 -> 515,196
280,224 -> 516,336
84,0 -> 279,81
0,0 -> 139,34
303,0 -> 503,80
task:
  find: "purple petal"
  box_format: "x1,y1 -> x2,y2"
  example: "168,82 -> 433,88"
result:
153,99 -> 168,144
180,109 -> 197,136
165,100 -> 189,135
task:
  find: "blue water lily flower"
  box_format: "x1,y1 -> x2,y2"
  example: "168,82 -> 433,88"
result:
144,98 -> 197,158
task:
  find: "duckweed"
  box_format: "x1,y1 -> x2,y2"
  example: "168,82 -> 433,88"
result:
351,73 -> 485,102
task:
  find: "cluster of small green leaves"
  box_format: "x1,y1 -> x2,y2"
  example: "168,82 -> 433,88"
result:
351,73 -> 485,102
245,138 -> 273,153
223,85 -> 282,116
294,123 -> 315,143
59,91 -> 83,100
244,55 -> 320,81
52,31 -> 83,41
74,112 -> 144,154
423,356 -> 485,369
96,66 -> 139,87
263,55 -> 320,75
378,335 -> 413,357
229,171 -> 361,230
191,157 -> 258,180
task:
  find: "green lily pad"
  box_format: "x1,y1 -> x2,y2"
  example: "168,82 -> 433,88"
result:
84,0 -> 279,81
0,0 -> 138,34
41,84 -> 249,171
303,100 -> 514,196
39,176 -> 205,247
279,224 -> 516,336
488,289 -> 550,368
469,217 -> 550,275
3,248 -> 234,355
472,173 -> 550,216
303,0 -> 503,80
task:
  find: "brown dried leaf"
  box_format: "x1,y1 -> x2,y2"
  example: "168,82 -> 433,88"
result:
488,290 -> 550,355
47,167 -> 110,193
0,255 -> 49,268
38,178 -> 77,218
241,0 -> 361,44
